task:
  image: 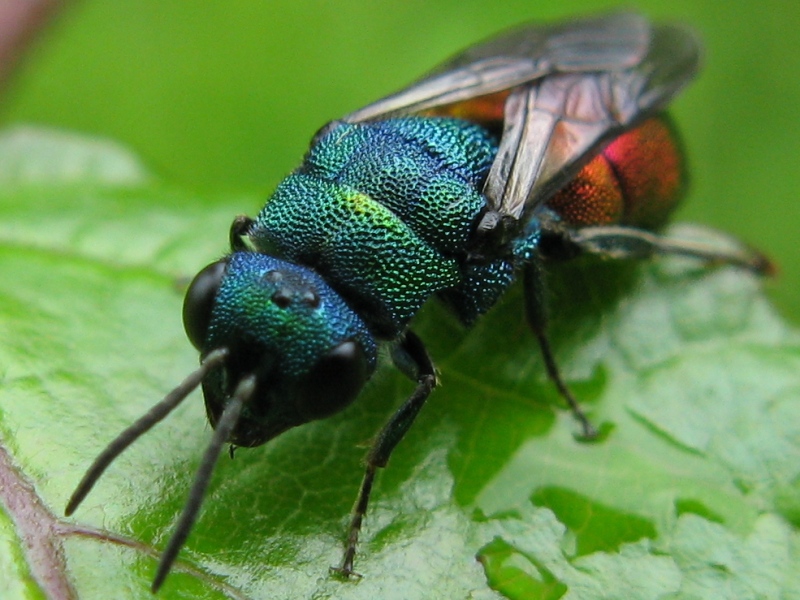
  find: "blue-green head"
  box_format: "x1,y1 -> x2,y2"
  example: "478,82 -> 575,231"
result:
183,251 -> 378,447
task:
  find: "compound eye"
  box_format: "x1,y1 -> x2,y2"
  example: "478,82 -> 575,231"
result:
296,341 -> 368,421
183,259 -> 228,351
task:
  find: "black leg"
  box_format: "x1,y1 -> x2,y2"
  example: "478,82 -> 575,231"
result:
333,330 -> 437,578
563,225 -> 775,275
229,215 -> 255,252
527,220 -> 773,438
523,259 -> 596,439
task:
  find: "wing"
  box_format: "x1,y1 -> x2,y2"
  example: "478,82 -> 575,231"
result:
342,12 -> 700,236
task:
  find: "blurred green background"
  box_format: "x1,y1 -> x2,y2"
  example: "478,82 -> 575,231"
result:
1,0 -> 798,320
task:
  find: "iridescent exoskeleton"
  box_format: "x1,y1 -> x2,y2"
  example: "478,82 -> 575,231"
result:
65,12 -> 772,592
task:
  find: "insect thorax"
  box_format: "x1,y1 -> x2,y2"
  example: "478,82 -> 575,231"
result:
248,117 -> 518,337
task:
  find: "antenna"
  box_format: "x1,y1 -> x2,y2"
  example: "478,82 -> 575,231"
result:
65,348 -> 229,516
152,374 -> 256,592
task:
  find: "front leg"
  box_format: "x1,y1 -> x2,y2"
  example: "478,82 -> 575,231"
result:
333,330 -> 437,578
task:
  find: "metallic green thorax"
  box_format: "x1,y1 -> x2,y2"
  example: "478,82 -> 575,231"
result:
248,117 -> 504,338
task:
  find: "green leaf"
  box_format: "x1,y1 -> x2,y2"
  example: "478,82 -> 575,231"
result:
0,128 -> 798,600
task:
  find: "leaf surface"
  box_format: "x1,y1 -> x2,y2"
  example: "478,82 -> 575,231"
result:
0,128 -> 798,599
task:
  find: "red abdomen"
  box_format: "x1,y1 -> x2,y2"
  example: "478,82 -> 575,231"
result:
546,116 -> 686,231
